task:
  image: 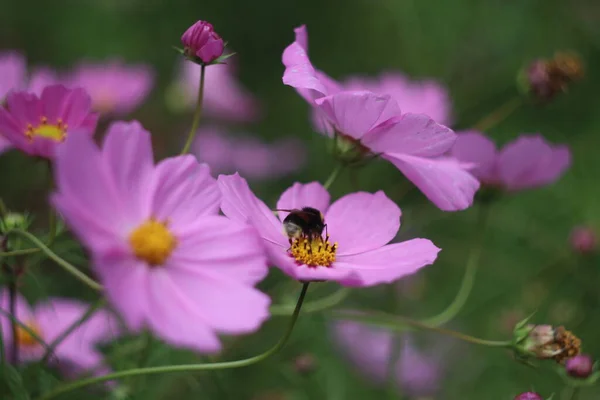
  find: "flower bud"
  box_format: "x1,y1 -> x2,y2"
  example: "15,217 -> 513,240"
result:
514,392 -> 543,400
0,212 -> 31,233
570,226 -> 597,254
517,324 -> 581,363
566,354 -> 593,378
181,20 -> 224,64
519,51 -> 583,102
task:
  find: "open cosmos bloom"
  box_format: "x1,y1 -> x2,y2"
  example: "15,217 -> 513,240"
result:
218,174 -> 440,285
451,131 -> 571,191
193,127 -> 305,180
64,60 -> 154,115
171,58 -> 260,121
332,320 -> 445,396
52,121 -> 270,353
282,26 -> 479,211
0,85 -> 98,158
0,291 -> 117,374
0,52 -> 27,152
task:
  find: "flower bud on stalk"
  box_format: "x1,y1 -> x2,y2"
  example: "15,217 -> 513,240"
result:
181,20 -> 225,65
514,323 -> 581,363
566,354 -> 594,379
519,51 -> 584,102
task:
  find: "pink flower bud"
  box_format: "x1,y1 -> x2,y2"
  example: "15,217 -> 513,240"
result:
566,354 -> 593,378
181,20 -> 224,64
570,226 -> 597,254
514,392 -> 543,400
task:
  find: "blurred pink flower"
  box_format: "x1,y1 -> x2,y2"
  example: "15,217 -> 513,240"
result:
218,174 -> 440,285
0,52 -> 26,100
0,291 -> 118,374
52,121 -> 270,353
175,58 -> 260,122
569,226 -> 596,254
193,127 -> 305,180
181,20 -> 224,64
451,131 -> 571,191
64,60 -> 154,115
332,320 -> 444,396
28,67 -> 60,96
0,85 -> 98,158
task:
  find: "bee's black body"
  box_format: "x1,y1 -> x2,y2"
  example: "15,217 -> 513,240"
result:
282,207 -> 325,239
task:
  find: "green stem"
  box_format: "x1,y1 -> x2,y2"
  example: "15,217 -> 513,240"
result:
568,387 -> 580,400
180,64 -> 206,155
422,204 -> 490,326
333,310 -> 511,348
41,298 -> 107,364
3,229 -> 102,292
270,287 -> 350,316
323,164 -> 343,190
473,97 -> 522,132
0,248 -> 41,257
0,308 -> 51,353
35,283 -> 311,400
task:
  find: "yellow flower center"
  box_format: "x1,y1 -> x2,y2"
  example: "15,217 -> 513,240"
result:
16,321 -> 42,348
25,117 -> 67,142
290,235 -> 337,267
128,219 -> 177,266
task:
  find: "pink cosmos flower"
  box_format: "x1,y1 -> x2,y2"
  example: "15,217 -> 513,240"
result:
218,174 -> 440,285
283,27 -> 478,211
52,120 -> 270,353
181,20 -> 224,64
64,60 -> 154,115
0,85 -> 98,158
450,131 -> 571,191
173,58 -> 260,122
332,320 -> 445,396
28,67 -> 60,96
0,291 -> 118,374
0,52 -> 27,153
193,127 -> 305,180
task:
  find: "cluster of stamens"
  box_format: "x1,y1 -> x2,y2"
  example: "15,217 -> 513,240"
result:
25,116 -> 68,142
289,234 -> 338,268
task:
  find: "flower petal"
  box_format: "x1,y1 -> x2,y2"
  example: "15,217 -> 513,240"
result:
383,154 -> 479,211
282,42 -> 328,102
276,182 -> 330,221
450,130 -> 498,182
326,191 -> 400,256
145,269 -> 221,353
172,215 -> 268,285
314,91 -> 400,140
218,173 -> 287,247
363,113 -> 455,157
334,239 -> 440,286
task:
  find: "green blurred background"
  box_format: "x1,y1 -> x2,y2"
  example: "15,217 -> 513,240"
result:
1,0 -> 599,398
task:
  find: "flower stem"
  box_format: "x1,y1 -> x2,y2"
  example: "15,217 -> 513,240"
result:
473,96 -> 522,132
0,307 -> 50,353
422,204 -> 490,326
40,298 -> 107,364
35,283 -> 311,400
3,229 -> 102,292
323,164 -> 343,190
180,64 -> 206,155
333,310 -> 512,348
270,287 -> 350,316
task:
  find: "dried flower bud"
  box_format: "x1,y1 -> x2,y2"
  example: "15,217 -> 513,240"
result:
514,392 -> 544,400
570,226 -> 597,254
520,324 -> 581,363
294,353 -> 317,375
181,20 -> 224,64
520,51 -> 584,102
514,392 -> 543,400
566,354 -> 593,378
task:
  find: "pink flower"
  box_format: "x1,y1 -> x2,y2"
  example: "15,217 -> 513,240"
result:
28,67 -> 60,96
52,120 -> 270,353
343,73 -> 453,126
0,85 -> 98,158
173,59 -> 260,121
0,291 -> 118,375
0,52 -> 26,100
218,174 -> 440,285
64,60 -> 154,115
193,127 -> 305,180
331,320 -> 445,396
451,131 -> 571,191
181,20 -> 224,64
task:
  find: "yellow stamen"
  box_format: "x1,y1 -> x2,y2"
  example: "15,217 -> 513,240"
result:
25,117 -> 67,142
129,219 -> 177,266
290,235 -> 337,268
16,321 -> 42,347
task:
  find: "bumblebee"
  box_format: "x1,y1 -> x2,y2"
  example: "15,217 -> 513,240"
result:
280,207 -> 326,240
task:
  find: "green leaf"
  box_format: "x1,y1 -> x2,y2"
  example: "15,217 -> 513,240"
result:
3,365 -> 30,400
